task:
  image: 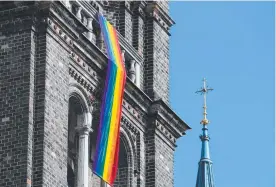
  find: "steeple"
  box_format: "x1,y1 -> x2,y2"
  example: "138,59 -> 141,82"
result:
195,78 -> 215,187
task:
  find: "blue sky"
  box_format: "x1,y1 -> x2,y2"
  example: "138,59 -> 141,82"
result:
170,2 -> 274,187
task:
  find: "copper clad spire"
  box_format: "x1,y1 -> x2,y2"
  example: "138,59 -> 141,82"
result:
195,78 -> 215,187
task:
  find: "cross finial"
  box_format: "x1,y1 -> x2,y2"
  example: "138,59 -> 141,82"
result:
195,78 -> 213,125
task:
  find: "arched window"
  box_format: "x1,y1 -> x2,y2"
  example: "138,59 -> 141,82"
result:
114,138 -> 129,187
113,130 -> 135,187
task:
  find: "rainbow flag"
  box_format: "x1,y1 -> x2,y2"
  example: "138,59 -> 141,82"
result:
93,14 -> 126,185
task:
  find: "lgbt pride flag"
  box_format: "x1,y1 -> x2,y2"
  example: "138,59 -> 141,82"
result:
93,14 -> 126,185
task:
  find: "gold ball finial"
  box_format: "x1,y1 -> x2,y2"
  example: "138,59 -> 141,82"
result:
200,119 -> 209,125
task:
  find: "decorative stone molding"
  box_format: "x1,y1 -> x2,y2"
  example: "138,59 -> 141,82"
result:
122,98 -> 146,124
155,121 -> 176,144
51,2 -> 81,33
48,18 -> 74,47
144,2 -> 174,34
69,83 -> 92,115
69,67 -> 94,94
150,100 -> 191,138
69,50 -> 100,82
154,13 -> 170,32
121,116 -> 139,136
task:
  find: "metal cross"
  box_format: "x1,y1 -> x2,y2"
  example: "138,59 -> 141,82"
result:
195,78 -> 213,125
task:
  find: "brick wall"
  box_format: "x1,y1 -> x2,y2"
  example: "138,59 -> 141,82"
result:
114,167 -> 129,187
155,135 -> 174,187
103,1 -> 133,45
145,123 -> 175,187
144,18 -> 170,104
137,131 -> 146,187
0,5 -> 35,187
132,12 -> 144,57
32,28 -> 47,187
145,126 -> 156,187
33,28 -> 70,187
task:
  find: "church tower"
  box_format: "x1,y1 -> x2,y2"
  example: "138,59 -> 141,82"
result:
195,79 -> 215,187
0,1 -> 190,187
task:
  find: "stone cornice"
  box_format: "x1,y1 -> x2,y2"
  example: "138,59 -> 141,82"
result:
145,2 -> 175,35
150,100 -> 191,138
149,2 -> 175,27
155,3 -> 175,26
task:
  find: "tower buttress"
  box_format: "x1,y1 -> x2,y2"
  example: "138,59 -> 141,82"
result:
144,2 -> 174,105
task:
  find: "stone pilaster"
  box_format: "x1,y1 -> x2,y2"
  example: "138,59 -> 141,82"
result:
129,59 -> 136,83
135,62 -> 141,88
144,2 -> 174,104
76,113 -> 93,187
